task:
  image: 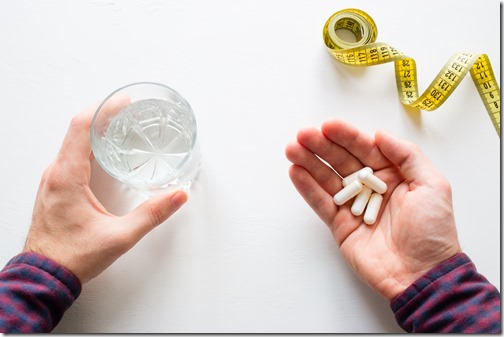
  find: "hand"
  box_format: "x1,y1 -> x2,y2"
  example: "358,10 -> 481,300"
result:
23,104 -> 188,284
285,119 -> 461,301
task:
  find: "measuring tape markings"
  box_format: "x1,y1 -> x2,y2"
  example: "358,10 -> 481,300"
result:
323,8 -> 500,136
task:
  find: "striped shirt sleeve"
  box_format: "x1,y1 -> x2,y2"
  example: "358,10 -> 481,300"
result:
391,253 -> 501,333
0,252 -> 81,333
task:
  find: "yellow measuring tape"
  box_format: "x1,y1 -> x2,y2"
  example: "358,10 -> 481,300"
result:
323,8 -> 501,137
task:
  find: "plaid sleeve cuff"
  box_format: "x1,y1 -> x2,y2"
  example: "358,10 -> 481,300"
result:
5,252 -> 82,298
391,252 -> 501,333
0,252 -> 82,333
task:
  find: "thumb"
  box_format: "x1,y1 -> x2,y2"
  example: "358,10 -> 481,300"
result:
375,130 -> 446,188
123,190 -> 188,240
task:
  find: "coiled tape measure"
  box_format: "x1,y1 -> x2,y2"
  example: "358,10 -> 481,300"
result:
323,8 -> 501,137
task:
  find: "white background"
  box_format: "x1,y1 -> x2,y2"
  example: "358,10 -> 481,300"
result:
0,0 -> 500,333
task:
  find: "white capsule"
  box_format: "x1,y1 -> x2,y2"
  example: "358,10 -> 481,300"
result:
363,193 -> 383,225
334,180 -> 363,206
358,170 -> 387,194
351,186 -> 372,216
342,167 -> 373,187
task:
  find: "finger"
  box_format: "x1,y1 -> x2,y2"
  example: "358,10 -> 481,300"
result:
91,93 -> 131,138
88,94 -> 131,162
58,102 -> 100,165
286,140 -> 342,196
122,190 -> 188,241
60,94 -> 131,165
375,129 -> 447,188
296,127 -> 362,178
321,119 -> 390,170
288,164 -> 337,226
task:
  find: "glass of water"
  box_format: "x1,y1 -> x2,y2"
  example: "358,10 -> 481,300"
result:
90,82 -> 200,194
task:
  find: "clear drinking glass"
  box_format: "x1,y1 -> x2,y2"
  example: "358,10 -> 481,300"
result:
91,82 -> 200,194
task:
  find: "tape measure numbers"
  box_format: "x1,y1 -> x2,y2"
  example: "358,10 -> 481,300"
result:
323,8 -> 500,137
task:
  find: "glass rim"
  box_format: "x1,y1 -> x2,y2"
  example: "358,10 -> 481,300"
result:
90,82 -> 198,189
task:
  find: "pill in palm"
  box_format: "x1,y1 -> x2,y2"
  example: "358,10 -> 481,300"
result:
357,169 -> 387,194
351,186 -> 372,216
333,180 -> 363,205
363,193 -> 383,225
342,167 -> 373,187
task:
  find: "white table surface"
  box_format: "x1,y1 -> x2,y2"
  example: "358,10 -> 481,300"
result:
0,0 -> 500,333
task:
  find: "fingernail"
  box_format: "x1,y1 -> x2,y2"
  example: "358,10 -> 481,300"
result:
170,190 -> 188,209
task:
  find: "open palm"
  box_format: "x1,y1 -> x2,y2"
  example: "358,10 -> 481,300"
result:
286,119 -> 461,300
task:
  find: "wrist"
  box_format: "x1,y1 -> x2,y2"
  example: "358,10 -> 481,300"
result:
386,252 -> 463,301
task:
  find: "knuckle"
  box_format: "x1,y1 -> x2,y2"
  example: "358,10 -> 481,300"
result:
40,162 -> 54,185
146,204 -> 168,229
439,178 -> 452,195
69,112 -> 91,129
41,163 -> 65,192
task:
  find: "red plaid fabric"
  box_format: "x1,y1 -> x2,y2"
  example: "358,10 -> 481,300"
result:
391,253 -> 501,333
0,252 -> 81,333
0,252 -> 500,332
